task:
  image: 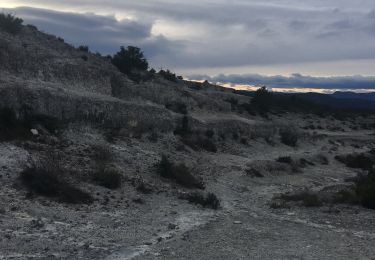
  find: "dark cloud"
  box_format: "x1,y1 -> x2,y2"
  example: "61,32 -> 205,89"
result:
8,6 -> 184,66
2,1 -> 375,83
192,73 -> 375,89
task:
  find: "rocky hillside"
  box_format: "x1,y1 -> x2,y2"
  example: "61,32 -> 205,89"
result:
1,20 -> 375,260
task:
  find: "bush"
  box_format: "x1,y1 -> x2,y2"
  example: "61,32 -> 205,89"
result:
157,155 -> 204,189
174,116 -> 191,136
180,192 -> 220,209
20,159 -> 92,204
335,153 -> 374,171
112,46 -> 148,75
158,69 -> 177,82
279,191 -> 322,207
277,156 -> 293,164
0,107 -> 62,141
78,45 -> 89,52
0,13 -> 23,34
280,127 -> 298,147
91,144 -> 121,189
92,165 -> 122,189
205,130 -> 215,139
181,135 -> 217,153
92,144 -> 113,163
165,102 -> 188,114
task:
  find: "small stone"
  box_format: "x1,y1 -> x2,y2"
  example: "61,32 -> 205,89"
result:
233,221 -> 242,224
30,129 -> 39,136
168,223 -> 178,230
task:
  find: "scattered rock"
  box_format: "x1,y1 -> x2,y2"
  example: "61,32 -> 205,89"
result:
30,218 -> 45,229
168,223 -> 178,230
30,129 -> 39,136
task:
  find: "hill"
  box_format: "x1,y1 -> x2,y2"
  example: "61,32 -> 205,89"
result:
1,17 -> 375,260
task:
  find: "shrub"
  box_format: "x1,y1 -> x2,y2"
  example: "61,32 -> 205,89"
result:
0,13 -> 23,34
225,98 -> 238,111
158,69 -> 177,82
134,180 -> 153,194
245,168 -> 264,178
205,130 -> 215,139
112,46 -> 148,75
20,159 -> 92,204
92,144 -> 113,163
148,131 -> 158,142
335,153 -> 374,171
277,156 -> 293,164
78,45 -> 89,52
252,86 -> 272,111
174,116 -> 191,136
180,192 -> 220,209
280,127 -> 298,147
156,155 -> 204,189
181,135 -> 217,153
91,144 -> 121,189
279,191 -> 322,207
92,165 -> 122,189
240,138 -> 248,145
165,102 -> 188,114
0,107 -> 62,141
81,55 -> 88,61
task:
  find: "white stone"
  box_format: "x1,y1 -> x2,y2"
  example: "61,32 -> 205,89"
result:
30,129 -> 39,136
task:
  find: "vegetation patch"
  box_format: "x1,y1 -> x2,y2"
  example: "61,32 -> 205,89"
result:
335,153 -> 375,171
0,107 -> 62,141
277,156 -> 293,164
91,144 -> 122,189
165,102 -> 188,114
92,165 -> 122,189
279,127 -> 299,147
179,192 -> 220,209
20,159 -> 93,204
0,13 -> 23,34
156,155 -> 204,189
278,191 -> 323,207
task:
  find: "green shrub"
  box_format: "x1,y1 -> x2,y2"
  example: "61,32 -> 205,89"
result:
0,107 -> 62,141
174,116 -> 191,136
279,191 -> 322,207
92,144 -> 113,163
92,166 -> 122,189
277,156 -> 293,164
158,69 -> 177,82
156,155 -> 204,189
165,102 -> 188,114
78,45 -> 89,52
20,159 -> 92,204
181,135 -> 217,153
280,127 -> 298,147
112,46 -> 148,75
205,130 -> 215,139
180,192 -> 220,209
0,13 -> 23,34
335,153 -> 374,171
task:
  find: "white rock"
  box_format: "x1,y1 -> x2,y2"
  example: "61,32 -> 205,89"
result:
30,129 -> 39,136
233,221 -> 242,224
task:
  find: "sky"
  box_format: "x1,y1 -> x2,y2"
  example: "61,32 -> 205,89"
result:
1,0 -> 375,91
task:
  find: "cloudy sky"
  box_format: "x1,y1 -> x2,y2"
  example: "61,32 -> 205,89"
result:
2,0 -> 375,91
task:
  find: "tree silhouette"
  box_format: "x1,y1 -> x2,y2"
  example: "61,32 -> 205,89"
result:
112,46 -> 148,75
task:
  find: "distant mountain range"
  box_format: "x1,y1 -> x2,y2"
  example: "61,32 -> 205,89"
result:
282,91 -> 375,111
235,90 -> 375,111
